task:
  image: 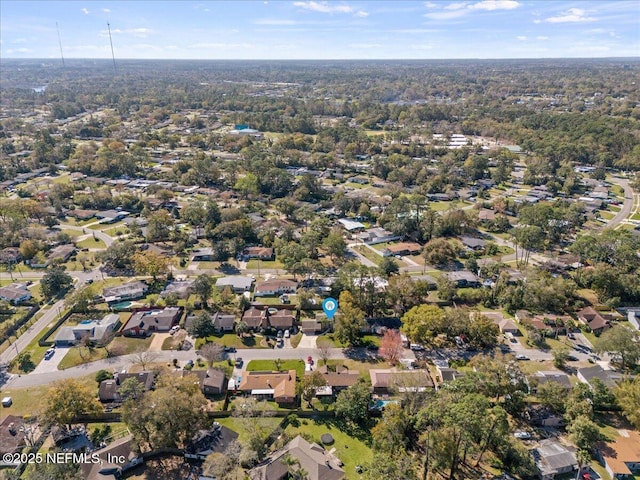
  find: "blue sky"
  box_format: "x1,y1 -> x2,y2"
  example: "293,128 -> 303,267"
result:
1,1 -> 638,59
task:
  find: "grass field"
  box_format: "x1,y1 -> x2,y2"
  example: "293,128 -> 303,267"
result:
195,333 -> 268,349
246,359 -> 305,379
215,416 -> 283,445
353,245 -> 383,266
284,417 -> 374,478
0,373 -> 97,419
58,336 -> 153,370
246,259 -> 284,269
76,236 -> 107,249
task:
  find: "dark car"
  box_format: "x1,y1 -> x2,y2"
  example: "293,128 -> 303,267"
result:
224,347 -> 236,353
235,358 -> 243,368
567,355 -> 579,362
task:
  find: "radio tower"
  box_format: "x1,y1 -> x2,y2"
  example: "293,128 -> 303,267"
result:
56,22 -> 65,67
107,22 -> 116,73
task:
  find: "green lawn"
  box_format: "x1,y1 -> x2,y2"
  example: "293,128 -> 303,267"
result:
353,245 -> 383,266
214,416 -> 283,445
56,228 -> 83,238
284,417 -> 374,478
76,236 -> 107,249
246,359 -> 305,379
58,336 -> 153,370
246,259 -> 284,269
0,373 -> 97,420
195,333 -> 268,349
290,332 -> 303,348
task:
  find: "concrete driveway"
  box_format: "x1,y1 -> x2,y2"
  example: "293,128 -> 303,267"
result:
297,334 -> 317,349
31,347 -> 70,374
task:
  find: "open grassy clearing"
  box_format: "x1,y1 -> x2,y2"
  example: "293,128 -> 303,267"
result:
246,359 -> 305,379
58,336 -> 153,369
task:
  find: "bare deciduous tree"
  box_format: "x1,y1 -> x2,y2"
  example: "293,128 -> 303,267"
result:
200,342 -> 224,366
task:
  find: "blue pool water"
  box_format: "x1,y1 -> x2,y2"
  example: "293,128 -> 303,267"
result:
79,320 -> 93,325
110,301 -> 132,310
372,400 -> 397,410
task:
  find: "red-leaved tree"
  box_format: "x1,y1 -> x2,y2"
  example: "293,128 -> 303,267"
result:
379,329 -> 404,365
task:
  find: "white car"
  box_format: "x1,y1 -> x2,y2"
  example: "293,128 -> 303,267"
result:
284,329 -> 290,338
169,326 -> 180,335
515,354 -> 529,360
44,348 -> 56,360
410,344 -> 425,351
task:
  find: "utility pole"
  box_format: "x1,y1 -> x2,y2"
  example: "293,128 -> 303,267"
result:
56,22 -> 65,67
107,22 -> 116,73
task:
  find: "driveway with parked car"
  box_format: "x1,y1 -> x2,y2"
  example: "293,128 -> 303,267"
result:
31,346 -> 70,374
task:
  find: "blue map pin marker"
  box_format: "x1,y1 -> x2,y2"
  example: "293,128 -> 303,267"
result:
322,298 -> 338,320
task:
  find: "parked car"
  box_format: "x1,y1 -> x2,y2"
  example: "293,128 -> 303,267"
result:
224,347 -> 236,353
567,355 -> 579,362
515,354 -> 529,360
284,329 -> 290,338
307,355 -> 313,365
514,431 -> 531,439
85,279 -> 94,284
410,344 -> 425,351
44,348 -> 55,360
235,358 -> 243,368
169,326 -> 180,335
277,330 -> 283,338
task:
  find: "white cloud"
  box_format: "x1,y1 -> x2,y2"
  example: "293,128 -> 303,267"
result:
100,27 -> 153,38
536,36 -> 549,40
6,47 -> 33,54
445,2 -> 468,10
81,7 -> 89,15
189,42 -> 255,49
468,0 -> 519,11
348,43 -> 381,48
102,8 -> 110,13
544,8 -> 595,23
253,18 -> 298,25
11,38 -> 27,44
293,1 -> 352,13
425,0 -> 520,20
292,1 -> 367,16
516,35 -> 527,41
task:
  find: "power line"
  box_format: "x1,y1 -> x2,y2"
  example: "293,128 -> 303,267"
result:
107,21 -> 116,73
56,22 -> 65,67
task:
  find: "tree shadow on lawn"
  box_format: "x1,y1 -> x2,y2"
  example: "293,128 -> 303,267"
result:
343,347 -> 380,364
313,415 -> 373,446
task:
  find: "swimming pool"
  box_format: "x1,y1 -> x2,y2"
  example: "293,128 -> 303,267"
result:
79,320 -> 93,325
371,400 -> 398,410
109,301 -> 132,310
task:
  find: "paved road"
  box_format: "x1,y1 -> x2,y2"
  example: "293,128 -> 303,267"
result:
58,223 -> 115,247
3,345 -> 355,388
600,177 -> 634,230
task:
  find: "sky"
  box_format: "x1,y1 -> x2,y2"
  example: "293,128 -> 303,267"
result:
1,1 -> 639,60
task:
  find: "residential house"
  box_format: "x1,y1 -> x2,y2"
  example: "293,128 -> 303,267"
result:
212,312 -> 236,332
121,307 -> 182,337
356,227 -> 400,245
337,218 -> 365,232
54,313 -> 120,347
459,236 -> 487,251
69,209 -> 96,221
191,247 -> 215,262
444,270 -> 480,288
369,369 -> 434,394
242,307 -> 267,330
577,365 -> 624,390
267,309 -> 295,330
103,281 -> 148,304
362,317 -> 401,334
0,283 -> 32,305
300,319 -> 322,334
435,366 -> 464,387
311,365 -> 360,396
478,209 -> 496,222
383,242 -> 422,257
532,439 -> 577,480
95,209 -> 130,224
238,370 -> 297,406
98,371 -> 155,402
186,425 -> 239,461
244,246 -> 275,260
160,279 -> 194,299
254,279 -> 298,297
0,247 -> 21,264
0,415 -> 26,457
47,244 -> 76,264
249,435 -> 344,480
577,306 -> 610,335
80,434 -> 142,480
598,430 -> 640,479
530,371 -> 572,393
216,276 -> 254,293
